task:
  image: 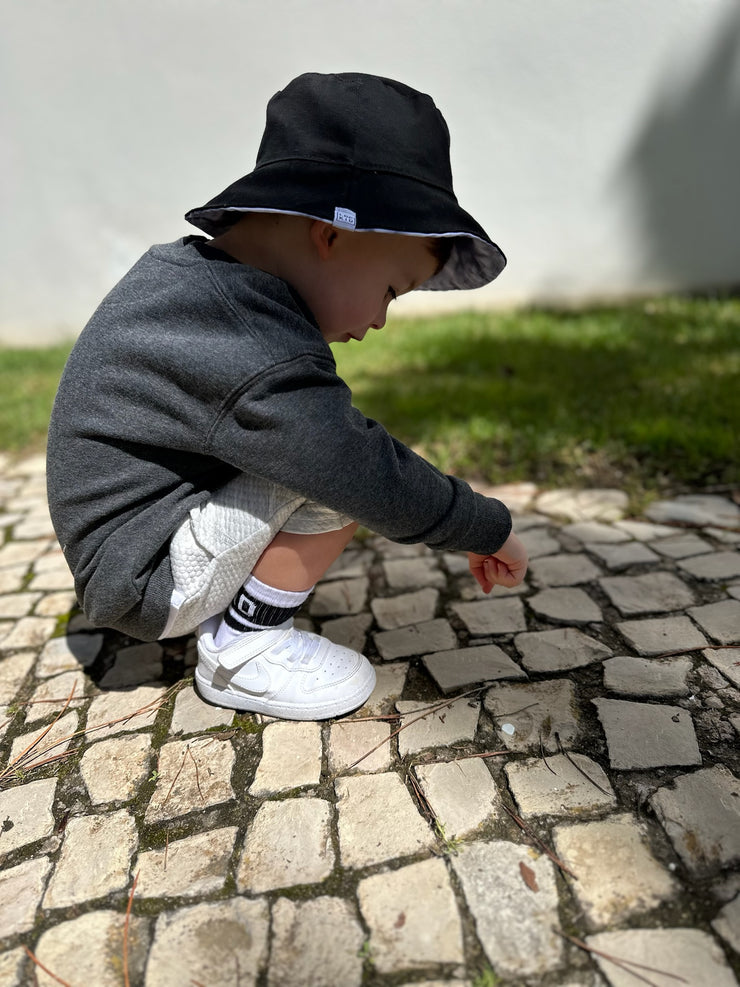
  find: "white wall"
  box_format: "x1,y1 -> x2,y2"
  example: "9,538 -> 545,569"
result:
2,0 -> 739,343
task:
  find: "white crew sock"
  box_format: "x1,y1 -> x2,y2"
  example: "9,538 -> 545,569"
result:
213,574 -> 312,648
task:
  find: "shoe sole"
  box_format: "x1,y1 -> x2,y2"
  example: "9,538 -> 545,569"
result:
194,664 -> 376,721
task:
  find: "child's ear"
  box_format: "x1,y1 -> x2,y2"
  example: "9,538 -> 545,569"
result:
309,220 -> 338,260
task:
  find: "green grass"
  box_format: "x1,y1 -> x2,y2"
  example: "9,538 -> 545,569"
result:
2,296 -> 738,499
333,295 -> 739,499
0,343 -> 72,452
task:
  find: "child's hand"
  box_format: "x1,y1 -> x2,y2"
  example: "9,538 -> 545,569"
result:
468,532 -> 528,593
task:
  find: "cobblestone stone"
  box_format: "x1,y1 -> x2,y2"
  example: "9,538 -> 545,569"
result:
320,611 -> 373,651
586,541 -> 661,569
358,857 -> 464,973
43,810 -> 138,908
593,698 -> 701,769
85,683 -> 165,739
35,910 -> 150,987
383,557 -> 446,590
36,632 -> 104,676
335,772 -> 433,868
145,899 -> 268,987
602,654 -> 692,696
712,893 -> 740,954
529,552 -> 602,586
505,752 -> 616,817
0,777 -> 56,854
422,644 -> 526,692
415,755 -> 502,836
527,587 -> 603,624
309,576 -> 369,616
395,698 -> 480,755
100,641 -> 164,687
599,571 -> 695,615
536,487 -> 628,522
249,720 -> 321,794
553,814 -> 677,927
645,494 -> 740,527
0,856 -> 52,936
703,645 -> 740,688
135,826 -> 237,898
679,549 -> 740,580
515,627 -> 610,672
0,616 -> 57,651
169,682 -> 234,734
649,765 -> 740,875
237,798 -> 334,891
617,615 -> 709,654
374,617 -> 457,659
269,896 -> 364,987
587,928 -> 739,987
0,650 -> 35,702
329,718 -> 392,773
484,679 -> 581,752
452,840 -> 562,977
80,733 -> 153,804
371,587 -> 439,629
449,596 -> 527,635
145,736 -> 236,822
689,599 -> 740,644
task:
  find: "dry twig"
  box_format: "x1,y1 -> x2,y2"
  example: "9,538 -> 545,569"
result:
555,929 -> 688,986
22,946 -> 72,987
501,804 -> 578,879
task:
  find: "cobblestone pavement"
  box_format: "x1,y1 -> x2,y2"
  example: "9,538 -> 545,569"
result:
1,452 -> 739,987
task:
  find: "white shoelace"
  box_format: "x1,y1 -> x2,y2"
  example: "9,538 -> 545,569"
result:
274,629 -> 322,665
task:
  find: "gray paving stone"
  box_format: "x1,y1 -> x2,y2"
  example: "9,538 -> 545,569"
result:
505,753 -> 615,817
617,615 -> 709,655
423,644 -> 527,693
484,679 -> 581,752
615,521 -> 676,541
562,521 -> 631,543
383,557 -> 446,590
135,827 -> 237,898
645,494 -> 740,527
237,797 -> 334,892
0,649 -> 35,703
650,532 -> 714,558
0,564 -> 26,593
449,596 -> 527,635
44,809 -> 137,908
602,654 -> 692,697
329,719 -> 392,774
145,899 -> 269,987
309,576 -> 369,616
335,772 -> 433,868
357,857 -> 464,973
477,480 -> 538,512
169,682 -> 234,734
536,487 -> 628,522
85,684 -> 165,739
527,587 -> 602,624
515,627 -> 610,673
529,552 -> 602,587
0,591 -> 42,618
593,698 -> 701,769
269,896 -> 364,987
518,527 -> 560,558
0,777 -> 56,853
371,587 -> 439,629
396,698 -> 480,755
27,566 -> 75,593
712,893 -> 740,955
249,720 -> 321,795
0,615 -> 57,650
689,599 -> 740,644
729,583 -> 740,600
0,856 -> 52,936
702,646 -> 740,687
649,765 -> 740,876
679,550 -> 740,581
415,756 -> 502,836
321,612 -> 373,651
599,571 -> 695,616
0,537 -> 50,568
451,840 -> 562,977
553,814 -> 677,928
80,733 -> 153,804
36,910 -> 149,987
374,618 -> 457,660
586,928 -> 738,987
586,541 -> 661,570
100,641 -> 164,687
37,632 -> 104,676
145,736 -> 236,822
324,547 -> 374,581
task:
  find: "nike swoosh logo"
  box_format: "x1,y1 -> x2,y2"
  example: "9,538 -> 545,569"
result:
218,660 -> 273,696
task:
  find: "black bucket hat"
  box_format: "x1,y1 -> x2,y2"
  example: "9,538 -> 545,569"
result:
185,72 -> 506,291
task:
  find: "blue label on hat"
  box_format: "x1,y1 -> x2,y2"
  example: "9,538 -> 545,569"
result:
333,207 -> 356,230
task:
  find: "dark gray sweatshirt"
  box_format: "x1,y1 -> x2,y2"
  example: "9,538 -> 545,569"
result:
46,237 -> 511,640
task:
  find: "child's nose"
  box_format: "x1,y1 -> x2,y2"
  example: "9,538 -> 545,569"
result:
370,302 -> 389,330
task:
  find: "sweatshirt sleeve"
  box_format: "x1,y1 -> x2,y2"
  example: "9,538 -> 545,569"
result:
205,352 -> 512,556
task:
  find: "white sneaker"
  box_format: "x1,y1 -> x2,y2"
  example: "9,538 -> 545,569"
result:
195,617 -> 376,720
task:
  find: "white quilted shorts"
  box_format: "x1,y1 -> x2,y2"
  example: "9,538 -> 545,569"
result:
159,472 -> 354,640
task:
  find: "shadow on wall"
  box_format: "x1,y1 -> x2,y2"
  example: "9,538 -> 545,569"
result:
621,2 -> 740,292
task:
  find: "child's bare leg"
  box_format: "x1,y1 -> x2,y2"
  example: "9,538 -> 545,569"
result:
251,523 -> 359,591
212,522 -> 358,647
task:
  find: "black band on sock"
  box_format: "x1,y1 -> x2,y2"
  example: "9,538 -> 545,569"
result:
224,588 -> 301,631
